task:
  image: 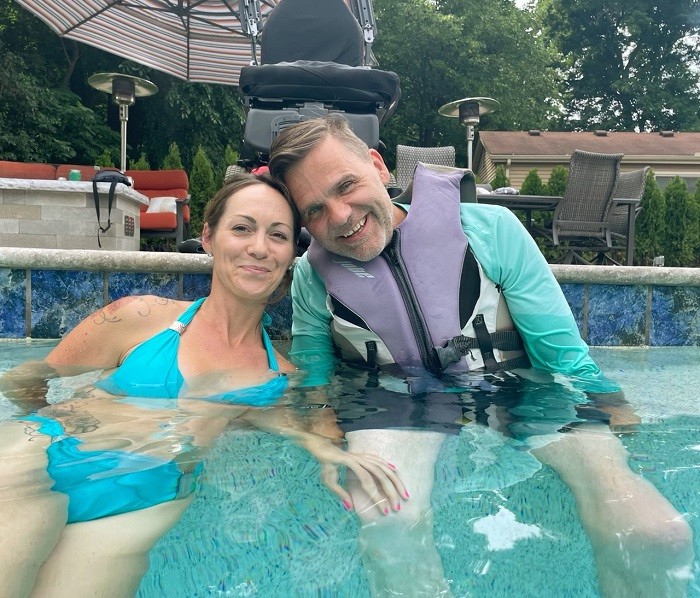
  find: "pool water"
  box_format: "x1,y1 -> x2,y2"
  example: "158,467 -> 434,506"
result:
0,342 -> 698,597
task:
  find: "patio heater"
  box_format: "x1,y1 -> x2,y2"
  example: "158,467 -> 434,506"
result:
88,73 -> 158,172
438,97 -> 499,171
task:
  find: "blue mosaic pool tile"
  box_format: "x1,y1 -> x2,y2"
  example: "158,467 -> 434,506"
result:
587,284 -> 646,346
108,272 -> 179,302
266,296 -> 292,339
31,270 -> 103,338
182,273 -> 212,301
559,283 -> 585,334
0,269 -> 26,338
650,286 -> 700,346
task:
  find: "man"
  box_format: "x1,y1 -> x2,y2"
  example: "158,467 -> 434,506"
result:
268,115 -> 692,597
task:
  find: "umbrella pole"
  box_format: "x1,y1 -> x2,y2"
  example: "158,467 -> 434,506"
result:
119,104 -> 129,173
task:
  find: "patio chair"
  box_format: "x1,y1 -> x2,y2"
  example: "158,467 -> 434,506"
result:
125,169 -> 190,247
395,145 -> 456,190
540,150 -> 623,264
593,166 -> 650,265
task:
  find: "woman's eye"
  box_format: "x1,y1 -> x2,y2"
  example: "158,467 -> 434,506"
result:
232,225 -> 250,233
270,231 -> 289,241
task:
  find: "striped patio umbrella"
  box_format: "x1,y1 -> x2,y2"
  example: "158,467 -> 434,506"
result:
15,0 -> 280,86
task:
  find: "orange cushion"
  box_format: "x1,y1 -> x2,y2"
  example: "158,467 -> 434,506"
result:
0,160 -> 57,180
140,205 -> 191,229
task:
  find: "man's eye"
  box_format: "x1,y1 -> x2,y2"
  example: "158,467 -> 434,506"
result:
339,180 -> 354,193
306,205 -> 323,220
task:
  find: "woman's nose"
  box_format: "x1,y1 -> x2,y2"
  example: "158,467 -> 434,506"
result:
247,232 -> 269,258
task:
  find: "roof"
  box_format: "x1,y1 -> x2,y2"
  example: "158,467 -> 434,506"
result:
478,131 -> 700,157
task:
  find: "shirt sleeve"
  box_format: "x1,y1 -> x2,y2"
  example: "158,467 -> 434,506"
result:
461,203 -> 619,393
289,255 -> 337,386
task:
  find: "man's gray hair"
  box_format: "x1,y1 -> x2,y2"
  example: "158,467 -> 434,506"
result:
268,115 -> 370,183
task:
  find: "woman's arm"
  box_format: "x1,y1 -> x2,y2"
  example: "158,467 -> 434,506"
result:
240,405 -> 408,515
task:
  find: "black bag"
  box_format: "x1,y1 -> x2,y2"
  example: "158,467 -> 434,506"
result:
92,169 -> 131,248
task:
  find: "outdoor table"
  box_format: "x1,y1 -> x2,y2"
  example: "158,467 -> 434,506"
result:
478,193 -> 640,266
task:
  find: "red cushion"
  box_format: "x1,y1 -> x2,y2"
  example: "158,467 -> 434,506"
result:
0,160 -> 57,179
125,169 -> 189,192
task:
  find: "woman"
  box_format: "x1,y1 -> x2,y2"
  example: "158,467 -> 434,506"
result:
0,172 -> 406,598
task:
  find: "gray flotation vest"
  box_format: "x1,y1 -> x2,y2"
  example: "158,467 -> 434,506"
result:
307,163 -> 529,376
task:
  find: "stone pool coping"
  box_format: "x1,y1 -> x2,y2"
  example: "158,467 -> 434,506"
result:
2,247 -> 698,284
0,248 -> 698,345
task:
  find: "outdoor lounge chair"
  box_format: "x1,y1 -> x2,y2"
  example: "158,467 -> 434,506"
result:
538,149 -> 623,264
126,169 -> 190,247
395,145 -> 456,190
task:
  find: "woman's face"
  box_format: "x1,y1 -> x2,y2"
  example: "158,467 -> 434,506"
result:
204,183 -> 296,303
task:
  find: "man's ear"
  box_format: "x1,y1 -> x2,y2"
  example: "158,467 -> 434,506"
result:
368,148 -> 390,185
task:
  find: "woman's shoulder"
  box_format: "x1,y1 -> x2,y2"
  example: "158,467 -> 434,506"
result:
104,295 -> 192,323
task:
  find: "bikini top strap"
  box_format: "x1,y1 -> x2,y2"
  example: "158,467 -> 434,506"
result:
168,298 -> 206,334
261,312 -> 280,372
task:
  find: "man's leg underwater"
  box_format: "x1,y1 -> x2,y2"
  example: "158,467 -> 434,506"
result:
345,429 -> 453,597
533,424 -> 694,598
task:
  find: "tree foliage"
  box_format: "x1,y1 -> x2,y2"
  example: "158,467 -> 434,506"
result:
662,177 -> 694,267
189,146 -> 216,239
520,169 -> 546,195
373,0 -> 561,168
162,142 -> 184,170
490,165 -> 510,189
634,170 -> 666,265
545,165 -> 568,196
539,0 -> 700,131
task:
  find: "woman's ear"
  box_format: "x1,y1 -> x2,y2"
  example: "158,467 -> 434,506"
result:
201,223 -> 212,254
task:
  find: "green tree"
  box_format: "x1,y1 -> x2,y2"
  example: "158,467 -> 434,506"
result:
545,165 -> 568,197
662,177 -> 693,267
540,0 -> 700,131
189,146 -> 216,238
634,171 -> 666,265
520,169 -> 545,195
373,0 -> 561,168
490,165 -> 509,190
95,149 -> 116,168
690,183 -> 700,267
130,153 -> 150,170
162,142 -> 184,170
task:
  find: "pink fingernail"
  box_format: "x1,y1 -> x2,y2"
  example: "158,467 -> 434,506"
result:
383,507 -> 389,514
387,462 -> 396,470
395,504 -> 401,511
342,500 -> 352,511
404,490 -> 410,499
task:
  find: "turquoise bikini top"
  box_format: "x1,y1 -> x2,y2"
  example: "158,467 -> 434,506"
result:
95,298 -> 287,406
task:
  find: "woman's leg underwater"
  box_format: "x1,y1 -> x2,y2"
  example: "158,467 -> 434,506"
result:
0,421 -> 68,598
30,497 -> 193,598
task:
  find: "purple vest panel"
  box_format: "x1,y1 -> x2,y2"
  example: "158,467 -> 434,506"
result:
308,164 -> 469,371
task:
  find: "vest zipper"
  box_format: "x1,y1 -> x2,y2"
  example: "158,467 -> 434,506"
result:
382,229 -> 442,374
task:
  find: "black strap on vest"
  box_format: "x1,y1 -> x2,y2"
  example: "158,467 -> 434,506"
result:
434,315 -> 529,373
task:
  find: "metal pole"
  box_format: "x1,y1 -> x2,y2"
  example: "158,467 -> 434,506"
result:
119,103 -> 129,173
466,125 -> 474,171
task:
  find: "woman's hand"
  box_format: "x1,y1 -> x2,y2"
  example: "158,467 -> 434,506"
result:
302,434 -> 409,515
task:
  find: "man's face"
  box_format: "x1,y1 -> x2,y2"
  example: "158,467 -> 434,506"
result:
284,136 -> 403,261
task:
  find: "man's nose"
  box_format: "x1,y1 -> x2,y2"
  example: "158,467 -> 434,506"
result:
327,198 -> 352,226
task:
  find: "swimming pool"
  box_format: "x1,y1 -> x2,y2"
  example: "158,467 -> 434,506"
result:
1,341 -> 698,597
